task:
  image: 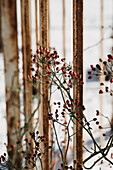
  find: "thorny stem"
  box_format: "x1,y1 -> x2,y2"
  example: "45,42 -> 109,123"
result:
4,49 -> 113,169
40,64 -> 112,168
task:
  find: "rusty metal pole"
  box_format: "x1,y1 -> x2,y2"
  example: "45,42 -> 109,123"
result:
23,0 -> 32,125
63,0 -> 66,59
21,1 -> 35,169
38,0 -> 43,162
100,0 -> 104,146
48,0 -> 50,48
63,0 -> 68,165
35,0 -> 39,49
40,0 -> 49,169
73,0 -> 83,169
20,0 -> 27,123
21,0 -> 33,126
1,0 -> 22,168
111,0 -> 113,130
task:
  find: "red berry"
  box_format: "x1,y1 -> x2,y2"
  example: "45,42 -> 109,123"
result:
92,68 -> 96,71
31,68 -> 35,71
56,61 -> 60,65
80,81 -> 84,85
101,160 -> 103,164
103,61 -> 108,66
4,153 -> 6,156
87,122 -> 90,126
69,80 -> 72,83
96,121 -> 99,125
99,90 -> 103,94
66,100 -> 69,104
74,160 -> 77,164
108,58 -> 111,62
100,82 -> 104,86
96,110 -> 100,116
96,64 -> 101,70
93,118 -> 97,121
61,58 -> 65,62
99,126 -> 102,129
73,72 -> 77,76
61,163 -> 64,168
70,71 -> 73,77
104,71 -> 108,75
99,58 -> 103,62
108,54 -> 112,59
48,66 -> 52,69
56,67 -> 59,71
88,71 -> 92,75
110,79 -> 113,83
45,66 -> 48,70
47,71 -> 51,75
40,46 -> 43,51
103,134 -> 106,136
88,76 -> 92,79
105,87 -> 109,92
64,104 -> 67,108
90,65 -> 94,69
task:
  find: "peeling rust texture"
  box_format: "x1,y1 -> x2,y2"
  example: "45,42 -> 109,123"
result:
73,0 -> 83,169
21,0 -> 32,124
35,0 -> 39,49
9,116 -> 15,128
1,0 -> 22,168
20,0 -> 27,121
24,0 -> 33,125
22,2 -> 34,165
40,0 -> 49,169
21,1 -> 34,169
9,56 -> 17,62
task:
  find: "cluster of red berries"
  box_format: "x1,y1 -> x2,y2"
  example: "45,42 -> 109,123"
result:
0,153 -> 6,164
88,54 -> 113,95
27,47 -> 83,92
21,131 -> 45,168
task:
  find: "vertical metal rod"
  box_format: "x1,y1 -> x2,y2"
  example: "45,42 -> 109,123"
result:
48,0 -> 53,168
1,0 -> 22,167
63,0 -> 66,59
100,0 -> 104,146
73,0 -> 83,169
73,0 -> 77,167
22,1 -> 35,168
37,3 -> 44,170
20,0 -> 27,123
40,0 -> 49,169
63,0 -> 68,165
111,0 -> 113,131
24,0 -> 33,125
48,0 -> 50,48
35,0 -> 38,49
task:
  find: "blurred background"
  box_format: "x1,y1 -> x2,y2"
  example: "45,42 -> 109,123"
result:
0,0 -> 113,169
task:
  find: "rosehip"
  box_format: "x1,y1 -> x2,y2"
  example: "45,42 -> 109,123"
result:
99,90 -> 103,94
